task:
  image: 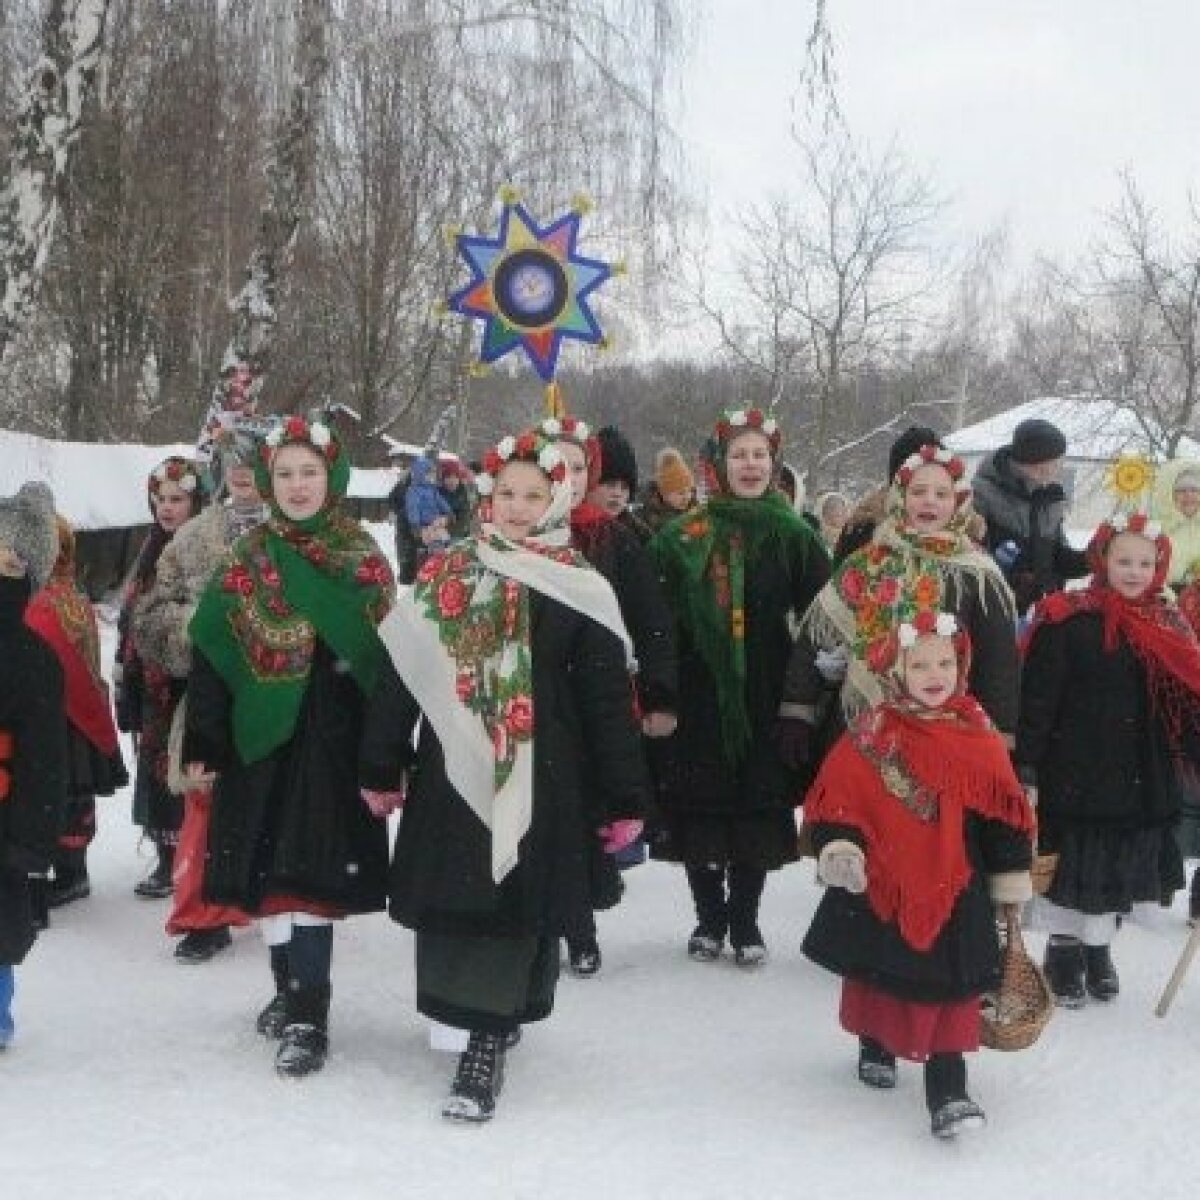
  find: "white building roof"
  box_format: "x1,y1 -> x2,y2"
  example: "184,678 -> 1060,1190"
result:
944,396 -> 1200,462
0,427 -> 403,529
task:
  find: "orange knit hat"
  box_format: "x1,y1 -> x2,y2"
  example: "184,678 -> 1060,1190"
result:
656,447 -> 694,495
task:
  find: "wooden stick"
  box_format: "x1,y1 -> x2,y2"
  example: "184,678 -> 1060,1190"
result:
1155,922 -> 1200,1017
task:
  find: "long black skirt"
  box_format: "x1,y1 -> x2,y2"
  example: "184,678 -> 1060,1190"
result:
415,932 -> 559,1035
1043,822 -> 1184,915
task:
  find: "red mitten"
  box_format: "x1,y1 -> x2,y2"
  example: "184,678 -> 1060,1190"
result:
361,788 -> 404,819
599,819 -> 644,854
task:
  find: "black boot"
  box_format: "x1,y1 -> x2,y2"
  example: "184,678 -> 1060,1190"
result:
728,865 -> 768,967
566,935 -> 602,978
1084,944 -> 1120,1001
1190,871 -> 1200,926
48,860 -> 90,909
275,983 -> 331,1078
1043,935 -> 1087,1008
134,844 -> 175,899
443,1031 -> 507,1122
256,945 -> 291,1038
925,1053 -> 986,1138
686,865 -> 728,961
857,1037 -> 897,1089
28,877 -> 50,931
174,925 -> 232,964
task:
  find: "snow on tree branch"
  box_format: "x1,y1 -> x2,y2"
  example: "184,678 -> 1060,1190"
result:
0,0 -> 108,365
196,0 -> 331,462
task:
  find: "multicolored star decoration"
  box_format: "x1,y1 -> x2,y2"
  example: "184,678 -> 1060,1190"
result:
447,194 -> 615,383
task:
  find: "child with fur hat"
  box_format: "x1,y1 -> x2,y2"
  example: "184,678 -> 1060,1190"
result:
650,408 -> 829,966
0,483 -> 69,1047
802,612 -> 1034,1139
24,515 -> 128,910
641,447 -> 697,535
1017,511 -> 1200,1006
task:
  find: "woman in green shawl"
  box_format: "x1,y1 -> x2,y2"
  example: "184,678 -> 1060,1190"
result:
183,412 -> 395,1079
649,408 -> 830,966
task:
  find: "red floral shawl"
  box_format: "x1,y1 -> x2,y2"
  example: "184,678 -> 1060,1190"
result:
806,696 -> 1033,952
25,574 -> 119,755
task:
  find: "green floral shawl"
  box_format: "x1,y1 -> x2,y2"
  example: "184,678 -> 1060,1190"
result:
189,507 -> 395,764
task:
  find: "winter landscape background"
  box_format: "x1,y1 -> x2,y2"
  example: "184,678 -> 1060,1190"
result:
4,617 -> 1198,1200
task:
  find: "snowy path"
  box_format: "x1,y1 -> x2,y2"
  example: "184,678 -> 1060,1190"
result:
6,781 -> 1200,1200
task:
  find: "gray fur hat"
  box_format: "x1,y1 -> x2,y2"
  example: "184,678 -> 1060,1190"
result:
0,482 -> 58,589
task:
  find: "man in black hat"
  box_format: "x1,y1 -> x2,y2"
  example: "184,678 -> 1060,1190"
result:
970,417 -> 1089,614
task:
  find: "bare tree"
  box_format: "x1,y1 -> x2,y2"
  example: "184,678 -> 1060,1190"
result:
1090,171 -> 1200,455
699,122 -> 943,485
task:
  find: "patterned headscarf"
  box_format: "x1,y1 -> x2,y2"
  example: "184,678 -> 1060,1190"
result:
802,445 -> 1014,718
189,415 -> 394,764
378,426 -> 632,882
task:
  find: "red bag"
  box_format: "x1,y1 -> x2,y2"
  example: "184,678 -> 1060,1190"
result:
166,790 -> 251,934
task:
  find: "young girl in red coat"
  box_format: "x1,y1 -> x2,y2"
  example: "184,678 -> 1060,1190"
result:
803,607 -> 1034,1139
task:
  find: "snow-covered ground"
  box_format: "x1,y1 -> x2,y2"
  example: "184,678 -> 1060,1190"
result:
6,618 -> 1200,1200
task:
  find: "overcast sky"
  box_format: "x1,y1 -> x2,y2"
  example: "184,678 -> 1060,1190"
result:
676,0 -> 1200,266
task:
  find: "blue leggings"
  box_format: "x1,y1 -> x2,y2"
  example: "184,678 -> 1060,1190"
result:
0,965 -> 14,1045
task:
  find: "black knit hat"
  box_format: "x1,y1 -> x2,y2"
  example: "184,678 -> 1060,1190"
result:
597,425 -> 638,493
1010,418 -> 1067,465
887,425 -> 943,481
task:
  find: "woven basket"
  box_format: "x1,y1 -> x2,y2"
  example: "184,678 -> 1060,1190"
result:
1031,851 -> 1058,897
980,904 -> 1054,1052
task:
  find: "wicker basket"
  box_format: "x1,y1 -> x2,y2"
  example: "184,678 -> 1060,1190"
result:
1031,851 -> 1059,897
980,904 -> 1054,1052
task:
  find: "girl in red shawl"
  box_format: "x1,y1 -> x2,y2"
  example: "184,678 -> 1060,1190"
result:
1017,512 -> 1200,1007
802,611 -> 1034,1140
25,516 -> 128,906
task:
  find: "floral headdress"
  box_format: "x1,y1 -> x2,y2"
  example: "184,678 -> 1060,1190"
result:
257,412 -> 350,503
148,456 -> 202,498
532,415 -> 600,491
714,407 -> 781,454
894,444 -> 971,503
700,407 -> 782,496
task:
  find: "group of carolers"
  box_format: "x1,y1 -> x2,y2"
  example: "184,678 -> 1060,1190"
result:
3,404 -> 1200,1142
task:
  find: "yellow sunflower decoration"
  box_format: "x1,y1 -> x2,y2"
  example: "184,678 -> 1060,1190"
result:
1105,455 -> 1155,508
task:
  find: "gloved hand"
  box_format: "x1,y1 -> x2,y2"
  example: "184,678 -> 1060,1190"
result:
599,819 -> 644,854
814,645 -> 850,684
361,788 -> 405,818
817,841 -> 867,894
993,540 -> 1021,572
773,718 -> 813,772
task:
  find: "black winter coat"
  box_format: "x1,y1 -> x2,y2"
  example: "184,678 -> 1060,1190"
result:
971,449 -> 1090,613
0,578 -> 67,964
1016,611 -> 1179,833
359,594 -> 648,939
803,816 -> 1032,1002
649,524 -> 830,817
575,518 -> 677,712
184,641 -> 389,914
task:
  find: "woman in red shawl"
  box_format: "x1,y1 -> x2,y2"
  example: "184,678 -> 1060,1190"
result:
25,517 -> 128,907
1017,511 -> 1200,1007
802,609 -> 1034,1140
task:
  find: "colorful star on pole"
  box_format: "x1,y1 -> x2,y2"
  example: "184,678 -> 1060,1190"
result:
448,199 -> 613,382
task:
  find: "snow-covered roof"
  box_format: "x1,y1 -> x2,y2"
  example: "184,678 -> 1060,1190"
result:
944,396 -> 1200,461
0,427 -> 401,529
